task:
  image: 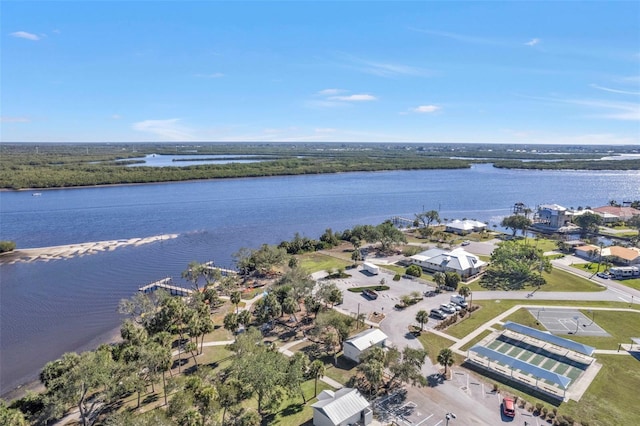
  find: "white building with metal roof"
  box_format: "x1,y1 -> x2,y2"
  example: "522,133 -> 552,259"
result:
410,247 -> 486,279
311,388 -> 373,426
343,328 -> 388,363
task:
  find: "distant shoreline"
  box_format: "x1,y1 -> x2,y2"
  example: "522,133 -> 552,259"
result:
0,234 -> 180,265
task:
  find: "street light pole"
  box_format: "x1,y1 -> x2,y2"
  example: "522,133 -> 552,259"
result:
445,412 -> 457,426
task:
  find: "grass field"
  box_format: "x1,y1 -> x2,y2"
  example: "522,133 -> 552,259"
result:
558,355 -> 640,426
466,267 -> 605,292
417,332 -> 464,365
299,252 -> 352,274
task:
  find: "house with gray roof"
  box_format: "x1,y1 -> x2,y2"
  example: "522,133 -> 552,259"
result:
311,388 -> 373,426
343,328 -> 388,363
410,247 -> 486,278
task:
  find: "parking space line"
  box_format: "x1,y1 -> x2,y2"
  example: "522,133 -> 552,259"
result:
414,413 -> 433,426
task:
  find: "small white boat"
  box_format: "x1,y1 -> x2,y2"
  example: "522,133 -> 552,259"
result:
32,193 -> 42,196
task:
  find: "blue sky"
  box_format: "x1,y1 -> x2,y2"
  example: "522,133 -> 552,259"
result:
2,1 -> 639,144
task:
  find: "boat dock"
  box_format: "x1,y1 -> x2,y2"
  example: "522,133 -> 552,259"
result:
203,261 -> 238,277
138,277 -> 194,296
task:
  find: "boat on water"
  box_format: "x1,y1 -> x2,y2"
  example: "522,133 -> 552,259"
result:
32,193 -> 42,196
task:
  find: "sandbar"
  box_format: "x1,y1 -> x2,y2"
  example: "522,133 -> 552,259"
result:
0,234 -> 179,265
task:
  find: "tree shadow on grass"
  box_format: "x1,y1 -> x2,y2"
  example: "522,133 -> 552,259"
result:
142,393 -> 159,405
280,402 -> 304,417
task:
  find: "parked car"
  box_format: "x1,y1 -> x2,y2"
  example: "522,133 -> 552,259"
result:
440,304 -> 456,315
450,295 -> 468,308
502,397 -> 516,417
429,309 -> 448,320
596,272 -> 610,279
461,240 -> 471,246
362,289 -> 379,300
448,302 -> 462,312
424,290 -> 437,297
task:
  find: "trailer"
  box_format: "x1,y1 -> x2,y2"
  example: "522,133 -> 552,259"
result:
609,266 -> 640,279
363,262 -> 380,275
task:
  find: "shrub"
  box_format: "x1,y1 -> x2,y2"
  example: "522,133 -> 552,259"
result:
405,264 -> 422,277
0,241 -> 16,253
393,273 -> 401,281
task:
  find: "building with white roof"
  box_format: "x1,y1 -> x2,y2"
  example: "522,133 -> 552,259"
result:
410,247 -> 486,278
311,388 -> 373,426
343,328 -> 388,363
445,219 -> 488,235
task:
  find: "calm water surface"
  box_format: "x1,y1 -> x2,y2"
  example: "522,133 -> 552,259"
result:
1,164 -> 639,394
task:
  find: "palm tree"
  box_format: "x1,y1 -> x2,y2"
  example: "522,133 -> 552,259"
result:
415,310 -> 429,331
230,290 -> 242,314
458,285 -> 470,301
433,272 -> 446,290
437,348 -> 455,377
309,360 -> 326,397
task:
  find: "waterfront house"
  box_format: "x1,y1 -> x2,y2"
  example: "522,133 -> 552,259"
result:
592,206 -> 640,222
409,247 -> 486,278
534,204 -> 571,230
445,219 -> 487,235
343,328 -> 388,363
312,388 -> 373,426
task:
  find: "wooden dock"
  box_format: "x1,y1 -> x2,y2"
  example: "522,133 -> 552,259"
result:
203,261 -> 238,277
138,277 -> 193,296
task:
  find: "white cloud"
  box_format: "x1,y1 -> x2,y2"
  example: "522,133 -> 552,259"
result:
590,84 -> 640,95
0,116 -> 30,123
357,60 -> 432,78
111,114 -> 122,120
525,38 -> 540,46
10,31 -> 40,41
132,119 -> 195,141
413,105 -> 440,113
329,94 -> 377,102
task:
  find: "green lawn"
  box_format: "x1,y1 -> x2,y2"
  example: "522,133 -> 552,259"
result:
466,267 -> 605,292
559,355 -> 640,426
323,355 -> 359,385
459,329 -> 493,351
267,379 -> 332,425
298,252 -> 352,274
513,237 -> 560,252
416,331 -> 464,365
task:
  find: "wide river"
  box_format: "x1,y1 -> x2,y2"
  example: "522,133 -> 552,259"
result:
1,164 -> 638,394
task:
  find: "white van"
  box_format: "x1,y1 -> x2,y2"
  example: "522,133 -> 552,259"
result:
450,295 -> 468,308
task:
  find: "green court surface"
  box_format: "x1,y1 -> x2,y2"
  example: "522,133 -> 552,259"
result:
530,354 -> 545,365
555,363 -> 569,375
542,358 -> 557,370
506,346 -> 524,357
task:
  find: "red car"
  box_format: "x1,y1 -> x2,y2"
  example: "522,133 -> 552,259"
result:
502,397 -> 516,417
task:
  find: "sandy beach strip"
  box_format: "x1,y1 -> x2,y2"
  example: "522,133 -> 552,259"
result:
0,234 -> 179,265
